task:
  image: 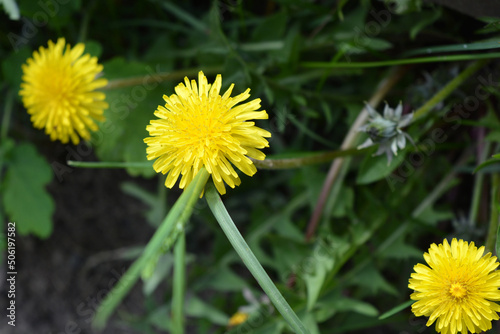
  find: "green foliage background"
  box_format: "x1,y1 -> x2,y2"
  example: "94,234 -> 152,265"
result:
1,0 -> 500,333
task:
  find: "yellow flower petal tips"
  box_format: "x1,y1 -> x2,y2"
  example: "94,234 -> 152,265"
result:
20,38 -> 108,145
409,238 -> 500,334
144,71 -> 271,195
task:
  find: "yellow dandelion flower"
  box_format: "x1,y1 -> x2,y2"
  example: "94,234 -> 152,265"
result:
228,311 -> 249,327
144,71 -> 271,195
20,38 -> 108,144
409,238 -> 500,334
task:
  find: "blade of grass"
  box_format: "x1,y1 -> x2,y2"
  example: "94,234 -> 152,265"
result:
161,1 -> 208,33
172,232 -> 186,334
92,168 -> 209,329
205,183 -> 310,334
302,52 -> 500,69
486,172 -> 500,254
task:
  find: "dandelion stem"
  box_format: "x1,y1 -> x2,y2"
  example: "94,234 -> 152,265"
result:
205,183 -> 309,334
92,168 -> 209,329
172,232 -> 186,334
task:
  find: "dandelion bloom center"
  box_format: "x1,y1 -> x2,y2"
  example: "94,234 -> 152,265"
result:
449,282 -> 467,299
20,38 -> 108,144
144,71 -> 271,195
409,238 -> 500,334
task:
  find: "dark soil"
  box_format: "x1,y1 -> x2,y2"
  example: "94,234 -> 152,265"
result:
1,143 -> 159,334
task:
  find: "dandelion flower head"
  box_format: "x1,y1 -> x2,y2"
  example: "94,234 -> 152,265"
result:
144,71 -> 271,195
409,238 -> 500,334
20,38 -> 108,144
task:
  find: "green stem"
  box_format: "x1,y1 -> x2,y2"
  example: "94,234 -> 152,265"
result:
413,59 -> 489,120
302,52 -> 499,69
68,160 -> 153,168
67,148 -> 366,170
205,183 -> 309,334
485,173 -> 500,254
172,232 -> 186,334
103,66 -> 222,90
469,141 -> 491,225
92,168 -> 209,329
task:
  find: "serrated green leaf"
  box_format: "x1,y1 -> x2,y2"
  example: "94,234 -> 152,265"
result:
379,237 -> 423,260
316,294 -> 379,322
185,296 -> 229,325
251,12 -> 287,42
349,264 -> 398,296
303,241 -> 336,310
3,142 -> 54,238
203,266 -> 248,292
356,150 -> 406,185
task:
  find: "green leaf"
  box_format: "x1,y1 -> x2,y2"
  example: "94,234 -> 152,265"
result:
378,300 -> 413,320
142,253 -> 174,296
251,12 -> 287,42
379,237 -> 423,260
349,264 -> 398,296
315,293 -> 379,322
185,296 -> 229,326
409,7 -> 442,40
473,157 -> 500,174
356,150 -> 406,185
203,266 -> 248,292
2,142 -> 54,238
303,241 -> 336,310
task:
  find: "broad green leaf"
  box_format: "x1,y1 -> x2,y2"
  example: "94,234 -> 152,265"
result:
251,12 -> 287,42
303,241 -> 336,310
416,205 -> 453,226
379,237 -> 423,260
203,266 -> 248,292
301,312 -> 320,334
349,264 -> 398,296
142,253 -> 174,296
2,142 -> 54,238
356,150 -> 406,184
185,296 -> 229,325
316,295 -> 379,322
